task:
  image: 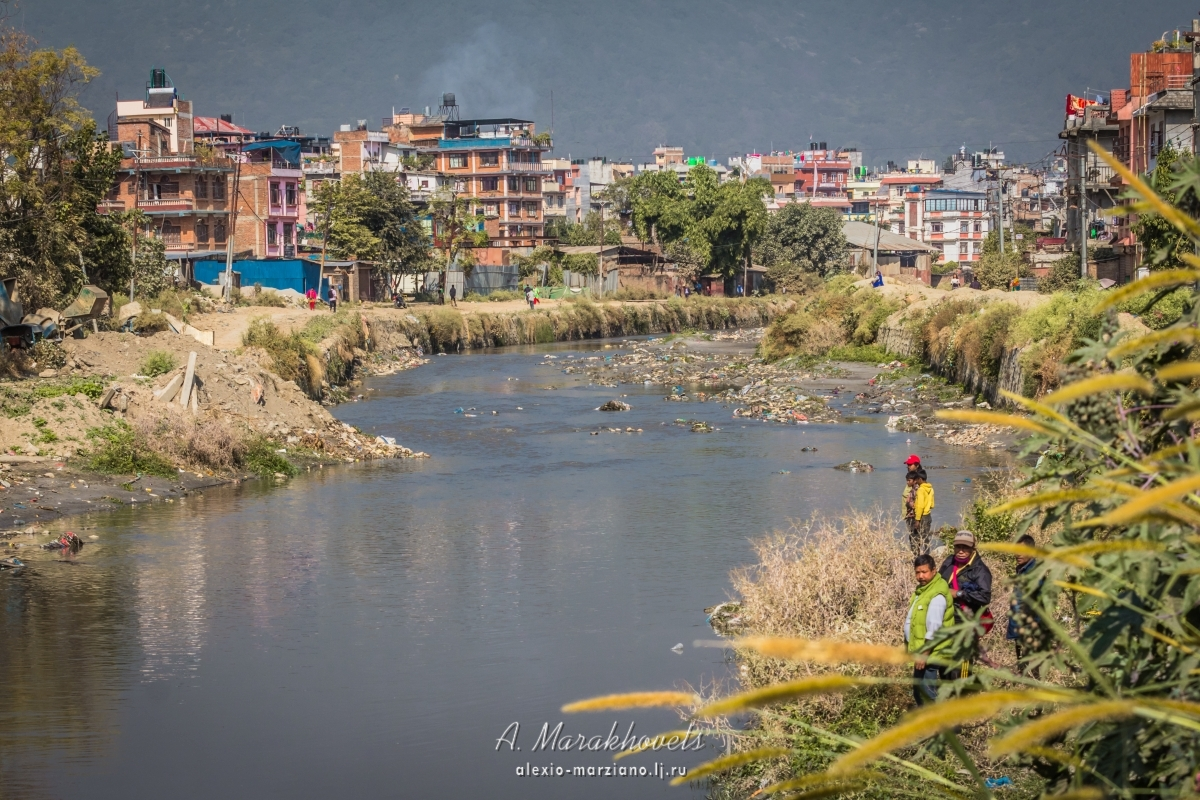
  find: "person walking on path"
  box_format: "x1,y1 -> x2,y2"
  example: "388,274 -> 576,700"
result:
1007,534 -> 1042,668
910,469 -> 934,554
448,284 -> 457,308
328,285 -> 338,314
524,285 -> 535,310
939,530 -> 994,671
905,554 -> 954,706
306,287 -> 317,311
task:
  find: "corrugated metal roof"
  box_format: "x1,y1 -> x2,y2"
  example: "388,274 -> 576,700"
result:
843,220 -> 938,253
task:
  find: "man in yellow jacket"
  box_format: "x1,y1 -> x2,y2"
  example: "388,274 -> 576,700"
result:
910,469 -> 934,555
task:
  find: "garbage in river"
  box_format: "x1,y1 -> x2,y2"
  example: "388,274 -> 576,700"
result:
799,446 -> 818,452
1,556 -> 24,570
670,643 -> 684,653
833,460 -> 874,473
598,400 -> 631,411
454,407 -> 464,414
705,601 -> 745,636
775,470 -> 791,474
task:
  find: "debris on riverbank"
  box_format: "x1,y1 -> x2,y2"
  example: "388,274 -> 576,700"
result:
0,328 -> 428,525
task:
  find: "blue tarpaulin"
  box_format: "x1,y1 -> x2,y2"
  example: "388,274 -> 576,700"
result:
241,140 -> 301,166
194,259 -> 326,295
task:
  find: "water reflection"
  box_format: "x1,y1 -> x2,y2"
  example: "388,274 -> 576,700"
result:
0,340 -> 1010,799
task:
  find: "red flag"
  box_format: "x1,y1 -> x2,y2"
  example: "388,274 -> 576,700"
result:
1066,94 -> 1099,115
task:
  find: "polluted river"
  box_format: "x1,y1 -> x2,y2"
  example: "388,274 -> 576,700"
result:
0,336 -> 1010,800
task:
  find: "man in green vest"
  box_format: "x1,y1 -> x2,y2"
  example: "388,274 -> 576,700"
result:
905,553 -> 954,706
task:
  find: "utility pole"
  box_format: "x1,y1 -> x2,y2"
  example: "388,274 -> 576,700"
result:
871,200 -> 881,276
1080,148 -> 1088,278
130,132 -> 141,301
223,149 -> 242,302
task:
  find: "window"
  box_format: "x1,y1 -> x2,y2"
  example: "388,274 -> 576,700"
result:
960,220 -> 969,233
449,155 -> 467,169
286,183 -> 297,206
484,203 -> 498,217
481,177 -> 499,192
507,176 -> 519,192
931,222 -> 943,233
127,178 -> 136,195
270,182 -> 281,205
283,224 -> 293,245
524,202 -> 539,216
524,178 -> 538,192
973,221 -> 981,233
508,201 -> 520,216
480,151 -> 499,166
212,178 -> 226,200
196,221 -> 209,242
195,177 -> 207,198
267,223 -> 278,245
214,220 -> 227,243
160,222 -> 182,244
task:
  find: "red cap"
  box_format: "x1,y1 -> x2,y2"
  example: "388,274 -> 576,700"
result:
904,454 -> 921,465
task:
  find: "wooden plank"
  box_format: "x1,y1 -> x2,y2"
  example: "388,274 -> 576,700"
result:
178,351 -> 197,408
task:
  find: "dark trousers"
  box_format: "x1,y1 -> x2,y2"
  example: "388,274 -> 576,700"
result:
908,515 -> 932,555
913,665 -> 941,706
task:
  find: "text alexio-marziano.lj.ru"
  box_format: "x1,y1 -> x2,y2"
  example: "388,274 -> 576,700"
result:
496,720 -> 705,778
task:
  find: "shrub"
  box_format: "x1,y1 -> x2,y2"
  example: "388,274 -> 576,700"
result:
1117,285 -> 1190,329
29,340 -> 66,369
86,422 -> 177,477
1036,253 -> 1082,293
140,350 -> 177,377
609,287 -> 669,301
242,436 -> 298,478
824,343 -> 897,363
242,317 -> 315,393
133,311 -> 170,334
248,285 -> 288,307
34,378 -> 105,400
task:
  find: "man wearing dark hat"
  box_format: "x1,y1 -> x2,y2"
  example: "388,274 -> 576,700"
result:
939,530 -> 995,670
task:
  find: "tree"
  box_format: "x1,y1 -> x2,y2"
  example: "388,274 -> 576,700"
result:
428,187 -> 488,273
1132,142 -> 1200,271
755,202 -> 848,291
358,171 -> 434,293
624,165 -> 770,281
973,250 -> 1028,289
0,25 -> 125,310
544,215 -> 620,246
313,175 -> 381,260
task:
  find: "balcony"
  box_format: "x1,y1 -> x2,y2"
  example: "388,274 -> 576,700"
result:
303,161 -> 337,175
507,162 -> 550,173
138,196 -> 194,212
130,154 -> 234,171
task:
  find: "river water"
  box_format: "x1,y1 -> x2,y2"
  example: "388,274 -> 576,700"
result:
0,339 -> 1008,799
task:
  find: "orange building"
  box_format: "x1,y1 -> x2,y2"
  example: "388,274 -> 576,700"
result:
424,118 -> 551,249
101,71 -> 234,256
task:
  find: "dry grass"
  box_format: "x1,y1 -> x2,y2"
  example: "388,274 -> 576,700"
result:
131,413 -> 246,472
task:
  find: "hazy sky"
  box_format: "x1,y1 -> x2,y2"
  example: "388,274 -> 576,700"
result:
25,0 -> 1200,167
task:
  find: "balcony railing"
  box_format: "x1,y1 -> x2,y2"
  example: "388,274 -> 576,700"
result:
1167,74 -> 1191,90
507,162 -> 550,172
138,197 -> 193,210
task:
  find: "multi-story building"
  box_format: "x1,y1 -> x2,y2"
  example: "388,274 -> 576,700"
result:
333,122 -> 415,175
233,141 -> 306,258
424,118 -> 551,248
846,178 -> 884,222
904,188 -> 990,264
880,174 -> 943,234
793,148 -> 852,200
101,71 -> 234,256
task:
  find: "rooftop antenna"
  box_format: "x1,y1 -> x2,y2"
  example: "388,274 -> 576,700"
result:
437,92 -> 460,121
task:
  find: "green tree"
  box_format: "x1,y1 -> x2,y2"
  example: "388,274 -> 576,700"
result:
1131,142 -> 1199,271
313,175 -> 381,260
623,165 -> 770,281
358,171 -> 434,292
0,26 -> 125,310
428,187 -> 487,272
755,202 -> 848,290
